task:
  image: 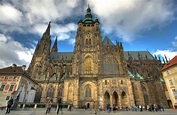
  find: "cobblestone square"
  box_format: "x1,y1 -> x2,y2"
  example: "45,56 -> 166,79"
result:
0,109 -> 177,115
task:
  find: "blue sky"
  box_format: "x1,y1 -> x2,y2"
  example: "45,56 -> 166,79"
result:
0,0 -> 177,68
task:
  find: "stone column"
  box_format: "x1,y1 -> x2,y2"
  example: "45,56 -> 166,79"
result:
41,84 -> 47,102
110,95 -> 113,107
53,85 -> 58,102
118,94 -> 122,107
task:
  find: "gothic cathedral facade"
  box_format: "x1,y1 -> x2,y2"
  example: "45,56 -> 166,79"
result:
27,7 -> 168,108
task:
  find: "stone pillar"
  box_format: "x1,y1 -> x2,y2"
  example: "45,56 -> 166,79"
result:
118,94 -> 122,107
41,84 -> 47,102
53,85 -> 58,102
73,78 -> 79,108
110,95 -> 113,107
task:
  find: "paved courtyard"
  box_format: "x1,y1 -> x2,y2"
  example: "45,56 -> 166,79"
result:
0,109 -> 177,115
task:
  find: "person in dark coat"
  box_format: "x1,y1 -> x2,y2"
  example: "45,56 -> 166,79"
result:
5,97 -> 13,114
56,97 -> 63,114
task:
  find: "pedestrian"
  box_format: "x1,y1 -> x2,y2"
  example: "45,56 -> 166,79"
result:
5,97 -> 13,114
45,100 -> 52,114
56,97 -> 63,114
93,101 -> 97,114
68,104 -> 72,111
107,103 -> 111,113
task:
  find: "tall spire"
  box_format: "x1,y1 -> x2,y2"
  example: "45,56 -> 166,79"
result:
44,21 -> 51,35
84,5 -> 93,24
51,36 -> 58,52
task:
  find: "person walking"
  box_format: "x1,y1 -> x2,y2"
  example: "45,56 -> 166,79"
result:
5,97 -> 13,114
56,97 -> 63,114
45,100 -> 52,114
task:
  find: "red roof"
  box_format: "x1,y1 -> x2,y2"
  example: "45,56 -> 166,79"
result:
161,56 -> 177,71
0,65 -> 24,74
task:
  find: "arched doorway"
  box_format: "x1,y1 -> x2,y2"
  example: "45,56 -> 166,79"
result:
112,91 -> 118,105
104,91 -> 110,107
121,91 -> 128,107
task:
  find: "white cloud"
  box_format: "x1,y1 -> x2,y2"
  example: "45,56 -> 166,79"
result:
0,3 -> 23,25
175,36 -> 177,40
0,34 -> 7,42
88,0 -> 176,42
69,38 -> 75,45
153,49 -> 177,61
0,34 -> 34,68
171,36 -> 177,47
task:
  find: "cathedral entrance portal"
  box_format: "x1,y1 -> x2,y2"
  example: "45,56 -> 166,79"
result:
104,91 -> 110,107
112,91 -> 118,105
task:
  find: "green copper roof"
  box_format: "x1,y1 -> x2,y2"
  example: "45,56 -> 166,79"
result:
136,73 -> 144,80
83,5 -> 95,24
102,37 -> 114,46
49,74 -> 57,82
50,51 -> 154,61
60,72 -> 68,81
50,52 -> 73,61
128,70 -> 135,78
39,74 -> 46,81
124,51 -> 154,60
160,78 -> 164,82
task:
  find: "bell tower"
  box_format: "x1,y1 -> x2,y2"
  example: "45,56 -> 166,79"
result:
72,6 -> 102,76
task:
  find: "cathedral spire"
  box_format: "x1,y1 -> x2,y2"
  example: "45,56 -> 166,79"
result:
51,36 -> 58,52
85,5 -> 92,20
83,5 -> 94,24
44,21 -> 51,35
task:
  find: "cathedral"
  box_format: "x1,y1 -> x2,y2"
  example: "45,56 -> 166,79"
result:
27,6 -> 168,108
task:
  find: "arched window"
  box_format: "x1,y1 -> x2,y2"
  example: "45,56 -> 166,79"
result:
84,58 -> 92,71
85,38 -> 91,45
101,54 -> 119,74
85,85 -> 91,97
34,88 -> 42,103
88,39 -> 91,44
47,86 -> 54,98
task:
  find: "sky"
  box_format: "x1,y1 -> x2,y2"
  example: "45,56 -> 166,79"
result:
0,0 -> 177,69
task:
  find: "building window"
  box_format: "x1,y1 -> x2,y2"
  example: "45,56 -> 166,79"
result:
105,80 -> 108,85
120,80 -> 123,84
85,85 -> 91,97
47,86 -> 54,98
9,85 -> 14,91
84,58 -> 92,71
6,96 -> 10,100
0,85 -> 5,91
172,89 -> 177,97
5,76 -> 8,80
169,79 -> 173,85
166,70 -> 170,75
14,76 -> 17,80
34,88 -> 42,103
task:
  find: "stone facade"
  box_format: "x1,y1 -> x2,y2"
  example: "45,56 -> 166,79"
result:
27,7 -> 168,108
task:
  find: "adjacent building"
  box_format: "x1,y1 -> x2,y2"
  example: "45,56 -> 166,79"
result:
0,64 -> 37,108
161,56 -> 177,109
25,6 -> 168,108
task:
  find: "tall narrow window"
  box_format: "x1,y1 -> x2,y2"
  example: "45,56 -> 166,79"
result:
34,88 -> 42,103
0,85 -> 5,91
88,39 -> 91,45
47,86 -> 54,98
84,58 -> 92,71
169,79 -> 173,85
85,85 -> 91,97
86,39 -> 88,45
9,85 -> 14,91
